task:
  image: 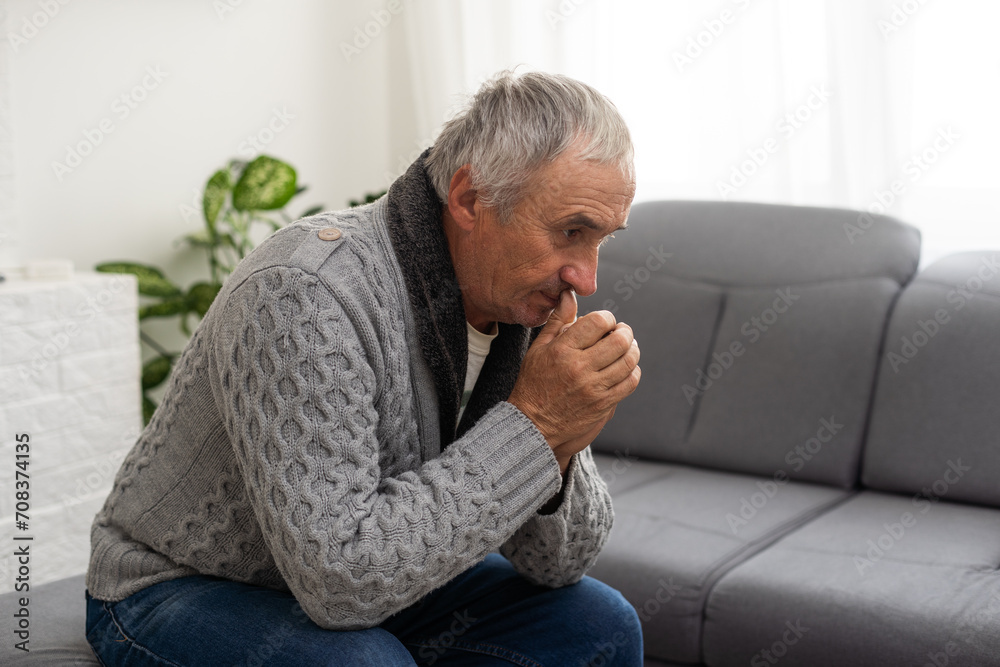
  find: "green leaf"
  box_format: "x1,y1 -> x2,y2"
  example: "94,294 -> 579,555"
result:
299,205 -> 324,218
183,229 -> 214,248
186,282 -> 222,318
348,190 -> 386,207
142,394 -> 157,425
139,296 -> 188,320
96,262 -> 183,297
141,355 -> 173,391
203,169 -> 231,230
232,155 -> 297,211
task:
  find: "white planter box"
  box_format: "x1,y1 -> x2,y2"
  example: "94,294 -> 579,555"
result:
0,272 -> 142,592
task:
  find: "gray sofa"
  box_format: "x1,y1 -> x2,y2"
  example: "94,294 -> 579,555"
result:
585,201 -> 1000,666
3,201 -> 998,666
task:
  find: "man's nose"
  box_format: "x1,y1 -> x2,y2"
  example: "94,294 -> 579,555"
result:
561,250 -> 598,297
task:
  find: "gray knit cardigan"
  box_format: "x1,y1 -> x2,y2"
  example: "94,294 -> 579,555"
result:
86,155 -> 614,630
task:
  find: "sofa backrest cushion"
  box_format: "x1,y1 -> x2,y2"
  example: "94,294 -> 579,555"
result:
583,200 -> 920,488
861,251 -> 1000,505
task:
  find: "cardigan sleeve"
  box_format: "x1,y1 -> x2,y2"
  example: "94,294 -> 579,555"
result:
499,446 -> 615,587
207,264 -> 563,630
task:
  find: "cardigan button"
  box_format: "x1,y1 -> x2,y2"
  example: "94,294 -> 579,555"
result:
317,227 -> 342,241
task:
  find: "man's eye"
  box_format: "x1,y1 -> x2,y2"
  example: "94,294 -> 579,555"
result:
563,229 -> 580,240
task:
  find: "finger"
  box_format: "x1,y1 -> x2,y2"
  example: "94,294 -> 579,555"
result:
595,338 -> 641,387
558,309 -> 617,349
606,363 -> 641,401
534,290 -> 578,346
584,324 -> 636,371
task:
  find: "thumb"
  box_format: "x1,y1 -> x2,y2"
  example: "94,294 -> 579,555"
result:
536,290 -> 578,345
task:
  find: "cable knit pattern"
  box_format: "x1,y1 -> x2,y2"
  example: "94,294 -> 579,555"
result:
87,158 -> 615,629
501,447 -> 614,587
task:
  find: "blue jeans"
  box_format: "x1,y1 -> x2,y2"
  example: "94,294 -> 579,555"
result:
86,554 -> 643,666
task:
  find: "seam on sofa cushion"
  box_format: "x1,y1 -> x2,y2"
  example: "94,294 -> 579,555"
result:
683,292 -> 727,446
696,490 -> 860,589
852,283 -> 908,493
692,489 -> 860,662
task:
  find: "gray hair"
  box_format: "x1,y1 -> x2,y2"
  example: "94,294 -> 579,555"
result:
425,70 -> 634,221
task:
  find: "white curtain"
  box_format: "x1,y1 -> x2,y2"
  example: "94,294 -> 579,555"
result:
396,0 -> 1000,266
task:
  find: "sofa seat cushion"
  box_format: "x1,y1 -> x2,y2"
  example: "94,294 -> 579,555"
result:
703,491 -> 1000,667
0,574 -> 98,665
589,453 -> 851,664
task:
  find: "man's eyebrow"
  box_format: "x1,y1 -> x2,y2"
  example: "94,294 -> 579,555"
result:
565,214 -> 628,234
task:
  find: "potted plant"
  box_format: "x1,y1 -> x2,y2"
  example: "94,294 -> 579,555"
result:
97,155 -> 322,423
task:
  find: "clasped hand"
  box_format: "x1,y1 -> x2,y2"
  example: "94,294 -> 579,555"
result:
508,291 -> 641,473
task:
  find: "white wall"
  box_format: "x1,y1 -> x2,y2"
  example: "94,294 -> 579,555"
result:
0,5 -> 16,268
4,0 -> 402,279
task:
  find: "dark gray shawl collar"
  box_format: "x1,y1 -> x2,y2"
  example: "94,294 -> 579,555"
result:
384,150 -> 533,447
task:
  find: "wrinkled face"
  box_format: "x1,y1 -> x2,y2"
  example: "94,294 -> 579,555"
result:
457,151 -> 635,329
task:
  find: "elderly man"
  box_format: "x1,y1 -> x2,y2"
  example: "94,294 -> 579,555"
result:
85,70 -> 642,666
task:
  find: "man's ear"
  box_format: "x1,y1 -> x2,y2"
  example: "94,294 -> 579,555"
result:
446,165 -> 479,232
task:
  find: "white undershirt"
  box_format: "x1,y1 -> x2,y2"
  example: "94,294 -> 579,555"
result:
458,321 -> 498,425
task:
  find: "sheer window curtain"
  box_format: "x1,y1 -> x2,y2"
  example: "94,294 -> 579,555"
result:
395,0 -> 999,267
